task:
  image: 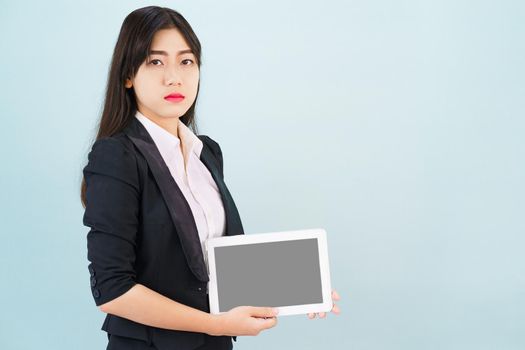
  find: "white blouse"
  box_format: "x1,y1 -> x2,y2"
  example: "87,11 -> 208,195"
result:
135,111 -> 226,275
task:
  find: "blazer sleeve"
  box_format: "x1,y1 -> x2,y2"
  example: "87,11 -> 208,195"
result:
82,137 -> 140,307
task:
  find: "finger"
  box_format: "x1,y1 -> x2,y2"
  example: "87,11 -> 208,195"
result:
319,312 -> 326,318
307,313 -> 316,319
331,304 -> 341,314
255,316 -> 277,330
332,290 -> 341,301
251,307 -> 279,318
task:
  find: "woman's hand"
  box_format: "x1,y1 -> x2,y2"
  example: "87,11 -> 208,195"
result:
307,289 -> 341,319
211,305 -> 279,336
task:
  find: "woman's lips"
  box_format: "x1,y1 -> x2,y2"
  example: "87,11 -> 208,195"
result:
164,93 -> 185,102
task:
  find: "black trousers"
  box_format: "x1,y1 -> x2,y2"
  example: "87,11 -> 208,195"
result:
106,333 -> 233,350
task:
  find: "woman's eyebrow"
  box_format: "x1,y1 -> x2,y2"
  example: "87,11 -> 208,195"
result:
149,49 -> 194,56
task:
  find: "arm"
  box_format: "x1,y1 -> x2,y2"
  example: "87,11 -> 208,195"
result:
83,138 -> 277,337
83,138 -> 219,335
99,283 -> 222,335
98,284 -> 278,337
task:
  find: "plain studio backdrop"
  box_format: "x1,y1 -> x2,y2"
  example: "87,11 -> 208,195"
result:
1,0 -> 523,349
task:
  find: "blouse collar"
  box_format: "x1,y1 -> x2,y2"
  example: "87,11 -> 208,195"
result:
134,110 -> 203,167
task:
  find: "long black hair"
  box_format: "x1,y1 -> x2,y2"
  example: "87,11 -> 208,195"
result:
80,6 -> 202,207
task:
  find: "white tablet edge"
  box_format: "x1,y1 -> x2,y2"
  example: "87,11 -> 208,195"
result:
206,228 -> 333,316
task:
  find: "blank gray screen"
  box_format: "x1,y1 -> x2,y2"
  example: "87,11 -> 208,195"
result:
214,238 -> 323,312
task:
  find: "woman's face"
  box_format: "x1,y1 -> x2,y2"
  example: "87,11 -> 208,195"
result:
126,28 -> 199,121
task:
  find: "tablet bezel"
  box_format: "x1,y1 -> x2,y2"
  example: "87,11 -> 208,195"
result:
205,228 -> 333,316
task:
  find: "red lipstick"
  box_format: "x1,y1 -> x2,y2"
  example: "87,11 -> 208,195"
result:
164,92 -> 185,102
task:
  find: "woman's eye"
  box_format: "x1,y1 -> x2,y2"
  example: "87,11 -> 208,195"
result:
149,59 -> 163,66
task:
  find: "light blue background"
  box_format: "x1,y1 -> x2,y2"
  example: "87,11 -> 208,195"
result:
1,0 -> 523,349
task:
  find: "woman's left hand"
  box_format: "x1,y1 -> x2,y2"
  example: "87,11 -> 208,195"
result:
307,289 -> 341,319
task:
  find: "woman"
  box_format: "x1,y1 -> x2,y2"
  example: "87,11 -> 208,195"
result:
80,6 -> 340,350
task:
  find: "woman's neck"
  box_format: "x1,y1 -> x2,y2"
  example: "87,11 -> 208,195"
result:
137,108 -> 179,138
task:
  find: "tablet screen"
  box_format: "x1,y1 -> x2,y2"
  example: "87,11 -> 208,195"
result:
213,238 -> 323,312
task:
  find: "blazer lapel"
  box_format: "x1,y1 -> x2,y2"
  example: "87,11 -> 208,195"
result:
123,118 -> 207,282
197,136 -> 245,238
122,117 -> 243,283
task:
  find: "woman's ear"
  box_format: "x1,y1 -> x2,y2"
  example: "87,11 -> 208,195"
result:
125,78 -> 133,88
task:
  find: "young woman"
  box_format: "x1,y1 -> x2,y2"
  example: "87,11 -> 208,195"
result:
80,6 -> 340,350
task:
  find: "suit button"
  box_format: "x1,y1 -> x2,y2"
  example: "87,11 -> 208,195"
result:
93,289 -> 100,298
90,277 -> 97,287
198,287 -> 202,291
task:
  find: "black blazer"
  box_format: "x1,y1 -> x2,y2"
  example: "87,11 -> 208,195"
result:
83,116 -> 244,350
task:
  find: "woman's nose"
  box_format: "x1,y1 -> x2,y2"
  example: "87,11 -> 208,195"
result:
164,66 -> 182,86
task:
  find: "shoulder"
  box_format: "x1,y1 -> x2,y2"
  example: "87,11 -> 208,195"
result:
87,134 -> 136,166
84,134 -> 138,187
89,132 -> 135,154
198,134 -> 222,157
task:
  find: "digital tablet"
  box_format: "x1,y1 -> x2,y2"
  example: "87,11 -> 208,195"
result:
205,228 -> 333,316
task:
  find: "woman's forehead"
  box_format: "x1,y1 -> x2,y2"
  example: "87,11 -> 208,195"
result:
150,28 -> 192,54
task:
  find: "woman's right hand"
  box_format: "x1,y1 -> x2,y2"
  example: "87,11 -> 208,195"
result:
211,306 -> 279,336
